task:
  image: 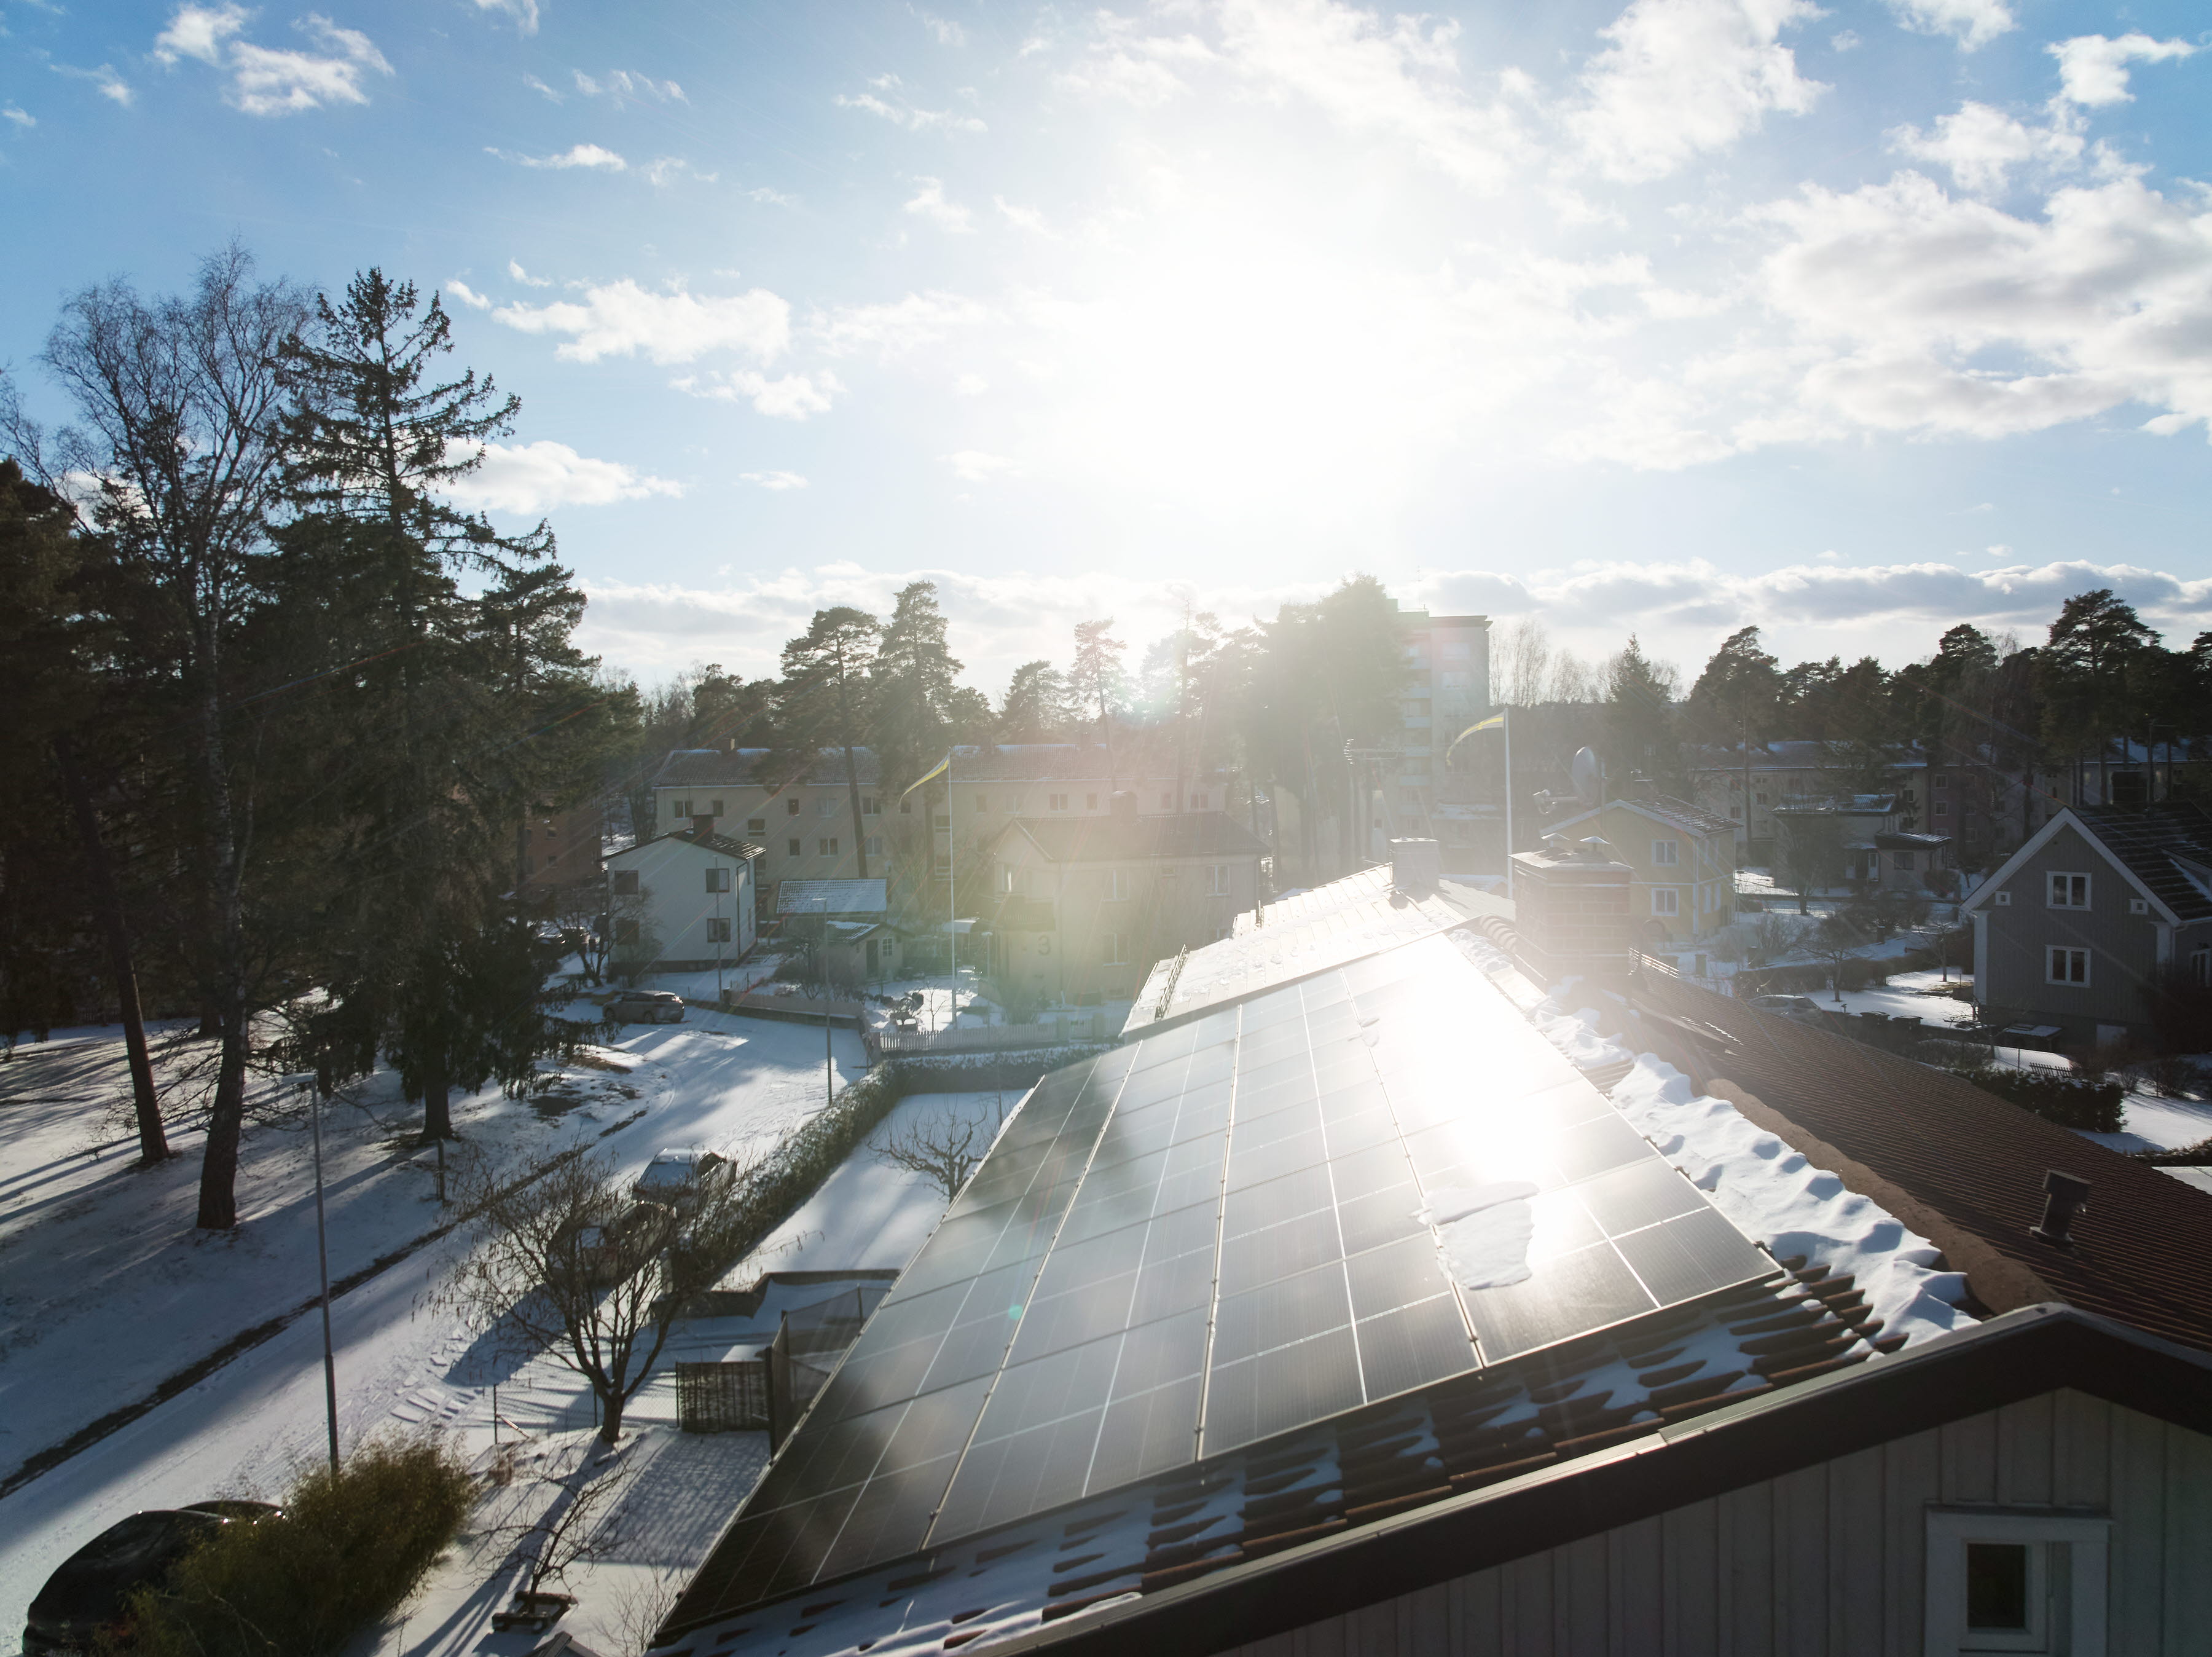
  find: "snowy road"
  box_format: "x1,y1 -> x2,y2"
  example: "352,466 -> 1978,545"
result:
0,1009 -> 868,1654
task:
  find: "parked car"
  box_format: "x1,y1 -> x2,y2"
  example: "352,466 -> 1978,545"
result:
25,1503 -> 281,1653
551,1200 -> 677,1289
608,990 -> 684,1024
634,1147 -> 734,1210
1747,993 -> 1826,1023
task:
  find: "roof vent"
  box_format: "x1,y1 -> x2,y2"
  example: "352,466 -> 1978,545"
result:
2031,1170 -> 2091,1247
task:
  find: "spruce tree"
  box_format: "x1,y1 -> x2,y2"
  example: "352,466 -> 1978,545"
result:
276,270 -> 593,1139
774,608 -> 882,879
998,661 -> 1073,743
870,581 -> 964,791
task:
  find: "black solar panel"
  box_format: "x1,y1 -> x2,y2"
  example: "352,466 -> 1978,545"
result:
679,933 -> 1773,1621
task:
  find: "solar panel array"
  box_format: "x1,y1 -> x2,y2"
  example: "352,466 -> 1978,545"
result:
680,932 -> 1772,1620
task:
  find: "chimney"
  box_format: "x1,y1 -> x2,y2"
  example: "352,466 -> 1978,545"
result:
1629,773 -> 1657,803
2031,1170 -> 2090,1246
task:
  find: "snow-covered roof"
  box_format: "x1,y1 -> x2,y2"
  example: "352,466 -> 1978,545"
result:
777,878 -> 889,916
1547,792 -> 1734,841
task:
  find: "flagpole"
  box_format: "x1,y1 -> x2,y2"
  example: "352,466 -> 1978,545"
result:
1504,706 -> 1514,903
946,746 -> 956,1028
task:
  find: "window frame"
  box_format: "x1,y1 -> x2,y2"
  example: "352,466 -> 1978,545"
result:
1103,870 -> 1128,902
705,917 -> 732,943
2047,872 -> 2090,910
787,837 -> 802,858
1651,839 -> 1681,867
1100,931 -> 1128,966
747,817 -> 767,835
2046,946 -> 2090,987
819,836 -> 839,857
1650,886 -> 1681,917
704,867 -> 731,893
1923,1508 -> 2109,1657
1207,864 -> 1230,897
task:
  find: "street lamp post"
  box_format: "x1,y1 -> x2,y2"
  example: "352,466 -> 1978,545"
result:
283,1071 -> 341,1476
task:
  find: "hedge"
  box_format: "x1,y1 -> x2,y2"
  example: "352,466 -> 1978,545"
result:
1948,1067 -> 2124,1133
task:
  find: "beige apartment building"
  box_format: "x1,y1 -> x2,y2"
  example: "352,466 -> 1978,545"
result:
1543,782 -> 1738,946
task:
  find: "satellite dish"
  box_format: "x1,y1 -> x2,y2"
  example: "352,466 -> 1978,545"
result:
1571,746 -> 1602,805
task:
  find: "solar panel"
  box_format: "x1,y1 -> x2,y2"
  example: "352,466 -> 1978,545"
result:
680,932 -> 1773,1622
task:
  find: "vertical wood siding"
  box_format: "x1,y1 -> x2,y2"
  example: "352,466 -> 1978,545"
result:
1215,1390 -> 2210,1657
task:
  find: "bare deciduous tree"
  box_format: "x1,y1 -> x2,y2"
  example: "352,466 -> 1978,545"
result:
480,1440 -> 639,1600
873,1110 -> 989,1202
439,1146 -> 758,1444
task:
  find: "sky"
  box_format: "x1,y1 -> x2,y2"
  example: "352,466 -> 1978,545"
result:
3,0 -> 2208,704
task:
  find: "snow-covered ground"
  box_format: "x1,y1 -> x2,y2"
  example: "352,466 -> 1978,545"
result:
0,1006 -> 873,1655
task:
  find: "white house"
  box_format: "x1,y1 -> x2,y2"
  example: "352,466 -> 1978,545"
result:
606,828 -> 763,974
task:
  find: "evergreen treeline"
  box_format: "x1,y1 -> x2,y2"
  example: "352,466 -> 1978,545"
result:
0,250 -> 628,1230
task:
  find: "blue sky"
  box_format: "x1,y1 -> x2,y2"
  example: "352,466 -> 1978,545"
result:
4,0 -> 2207,701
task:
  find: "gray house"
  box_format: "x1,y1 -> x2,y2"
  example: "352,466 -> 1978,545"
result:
1960,802 -> 2212,1046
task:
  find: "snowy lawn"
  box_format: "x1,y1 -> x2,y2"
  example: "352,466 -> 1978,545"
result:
0,1006 -> 869,1650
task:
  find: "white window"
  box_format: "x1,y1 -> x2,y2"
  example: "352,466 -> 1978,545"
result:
1190,792 -> 1209,810
670,798 -> 692,818
866,835 -> 884,857
710,798 -> 724,816
786,798 -> 802,816
863,796 -> 879,816
2047,947 -> 2089,986
1651,888 -> 1681,916
2048,873 -> 2090,908
704,867 -> 731,892
1652,840 -> 1681,867
747,817 -> 767,834
1049,793 -> 1069,812
1923,1508 -> 2108,1656
1994,890 -> 2012,906
1101,932 -> 1129,966
786,838 -> 801,857
819,836 -> 839,856
1207,864 -> 1229,896
818,797 -> 838,817
1104,870 -> 1128,901
705,918 -> 732,942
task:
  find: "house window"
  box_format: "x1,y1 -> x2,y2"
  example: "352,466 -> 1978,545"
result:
1207,864 -> 1229,896
2128,898 -> 2148,916
820,837 -> 839,856
1652,888 -> 1681,916
1190,792 -> 1209,810
819,797 -> 839,817
1935,800 -> 1950,817
614,919 -> 639,944
1104,870 -> 1128,901
545,826 -> 559,839
705,918 -> 732,942
1755,792 -> 1768,805
863,796 -> 877,816
866,835 -> 884,857
1994,890 -> 2010,905
1922,1508 -> 2108,1657
611,870 -> 640,895
2194,947 -> 2211,988
933,813 -> 951,830
544,854 -> 558,867
2047,873 -> 2090,908
1652,840 -> 1681,867
704,867 -> 731,892
2047,947 -> 2090,986
787,838 -> 802,857
900,798 -> 913,814
1896,851 -> 1916,872
747,817 -> 767,833
1730,806 -> 1743,819
670,798 -> 691,818
1935,773 -> 1950,789
786,798 -> 802,816
1049,793 -> 1069,811
1000,867 -> 1018,894
1102,932 -> 1129,966
710,799 -> 724,816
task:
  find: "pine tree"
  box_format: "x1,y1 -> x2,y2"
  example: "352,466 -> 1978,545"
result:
275,269 -> 589,1140
1068,618 -> 1129,758
870,581 -> 964,790
998,661 -> 1073,742
775,608 -> 881,879
1602,636 -> 1678,792
2040,589 -> 2159,804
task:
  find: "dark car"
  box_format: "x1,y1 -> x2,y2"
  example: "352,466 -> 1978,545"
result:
608,990 -> 684,1025
1747,993 -> 1826,1022
24,1503 -> 279,1653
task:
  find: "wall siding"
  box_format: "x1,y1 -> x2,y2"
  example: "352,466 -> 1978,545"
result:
1210,1391 -> 2211,1657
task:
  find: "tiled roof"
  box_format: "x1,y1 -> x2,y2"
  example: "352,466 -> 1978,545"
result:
655,748 -> 886,789
1124,867 -> 1484,1034
609,828 -> 764,861
2073,801 -> 2212,923
1006,811 -> 1269,864
777,878 -> 890,916
1630,971 -> 2212,1353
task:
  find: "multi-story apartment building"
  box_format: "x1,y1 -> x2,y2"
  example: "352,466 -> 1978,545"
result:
514,800 -> 610,900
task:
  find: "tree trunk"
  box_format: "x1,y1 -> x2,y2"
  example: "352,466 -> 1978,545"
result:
196,1016 -> 251,1230
844,742 -> 869,880
53,735 -> 167,1166
194,658 -> 253,1232
598,1387 -> 624,1445
422,1057 -> 453,1141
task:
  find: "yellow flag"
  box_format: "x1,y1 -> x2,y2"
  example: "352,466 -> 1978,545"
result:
1444,710 -> 1506,762
900,752 -> 951,798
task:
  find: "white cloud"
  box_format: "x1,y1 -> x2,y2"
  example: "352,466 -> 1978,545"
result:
495,142 -> 627,170
942,450 -> 1016,481
811,292 -> 990,358
994,197 -> 1051,235
442,441 -> 680,513
53,63 -> 136,106
508,260 -> 550,287
154,7 -> 391,116
1830,30 -> 1861,51
834,87 -> 986,132
913,9 -> 965,47
1888,101 -> 2082,195
1883,0 -> 2014,51
1571,0 -> 1826,183
673,369 -> 839,419
740,470 -> 809,490
954,373 -> 989,395
745,186 -> 799,207
2048,34 -> 2197,109
904,176 -> 973,232
471,0 -> 538,36
523,73 -> 560,101
2,105 -> 34,128
154,2 -> 246,65
1214,0 -> 1523,191
643,156 -> 716,187
493,278 -> 793,364
573,68 -> 686,104
446,279 -> 492,310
